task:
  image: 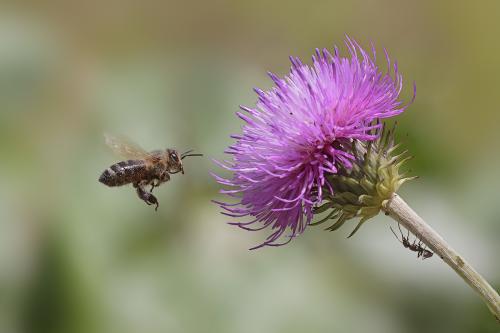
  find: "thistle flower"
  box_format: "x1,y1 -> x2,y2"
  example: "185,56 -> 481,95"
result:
214,37 -> 412,249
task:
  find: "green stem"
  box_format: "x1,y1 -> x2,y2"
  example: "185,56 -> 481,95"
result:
382,193 -> 500,322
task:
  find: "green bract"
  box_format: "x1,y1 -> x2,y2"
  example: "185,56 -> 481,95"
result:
312,124 -> 417,237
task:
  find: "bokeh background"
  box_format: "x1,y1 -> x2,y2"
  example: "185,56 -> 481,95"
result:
0,1 -> 499,332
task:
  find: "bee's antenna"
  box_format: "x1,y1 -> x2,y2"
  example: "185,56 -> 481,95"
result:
181,154 -> 203,160
181,150 -> 203,160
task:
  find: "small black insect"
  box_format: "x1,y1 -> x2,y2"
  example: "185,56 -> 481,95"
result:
390,223 -> 433,260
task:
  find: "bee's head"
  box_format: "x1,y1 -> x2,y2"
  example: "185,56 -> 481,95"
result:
166,149 -> 184,174
166,149 -> 203,175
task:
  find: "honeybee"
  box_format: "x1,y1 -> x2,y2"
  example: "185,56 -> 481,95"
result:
99,134 -> 202,210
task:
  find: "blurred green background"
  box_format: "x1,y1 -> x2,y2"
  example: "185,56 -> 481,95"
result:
0,1 -> 499,332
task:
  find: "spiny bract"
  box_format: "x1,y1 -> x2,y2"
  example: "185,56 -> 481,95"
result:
312,123 -> 417,237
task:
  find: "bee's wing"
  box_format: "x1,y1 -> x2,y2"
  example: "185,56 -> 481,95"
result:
104,133 -> 152,160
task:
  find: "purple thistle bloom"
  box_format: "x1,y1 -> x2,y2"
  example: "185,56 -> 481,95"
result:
214,37 -> 413,249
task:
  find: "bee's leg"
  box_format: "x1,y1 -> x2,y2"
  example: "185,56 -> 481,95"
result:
149,180 -> 156,193
150,173 -> 170,192
161,172 -> 171,183
150,179 -> 160,192
134,183 -> 159,210
140,188 -> 159,211
159,172 -> 171,187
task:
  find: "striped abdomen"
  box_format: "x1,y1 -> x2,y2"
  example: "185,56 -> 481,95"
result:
99,160 -> 149,187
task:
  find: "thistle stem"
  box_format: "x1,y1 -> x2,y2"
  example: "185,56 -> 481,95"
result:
382,193 -> 500,321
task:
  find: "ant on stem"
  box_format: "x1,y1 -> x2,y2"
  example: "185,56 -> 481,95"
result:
390,223 -> 433,260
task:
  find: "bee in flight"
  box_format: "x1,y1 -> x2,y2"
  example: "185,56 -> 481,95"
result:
99,134 -> 202,210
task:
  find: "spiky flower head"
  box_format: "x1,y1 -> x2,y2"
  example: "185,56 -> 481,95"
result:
312,123 -> 417,237
214,37 -> 412,249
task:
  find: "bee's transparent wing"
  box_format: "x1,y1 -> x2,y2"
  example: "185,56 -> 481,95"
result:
104,133 -> 152,160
